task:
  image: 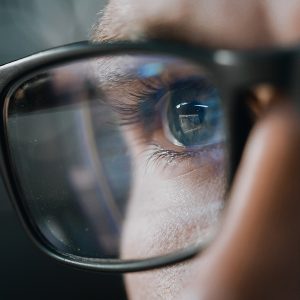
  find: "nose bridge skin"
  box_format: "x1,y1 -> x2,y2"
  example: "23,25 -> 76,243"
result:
180,101 -> 300,299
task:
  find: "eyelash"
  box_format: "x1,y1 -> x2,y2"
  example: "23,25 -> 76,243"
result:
144,143 -> 204,168
111,78 -> 162,125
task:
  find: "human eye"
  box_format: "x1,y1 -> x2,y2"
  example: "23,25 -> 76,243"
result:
106,56 -> 225,175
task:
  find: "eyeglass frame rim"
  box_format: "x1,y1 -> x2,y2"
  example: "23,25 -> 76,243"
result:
0,40 -> 300,273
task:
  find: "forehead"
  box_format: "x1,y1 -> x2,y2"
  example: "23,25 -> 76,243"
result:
94,0 -> 300,49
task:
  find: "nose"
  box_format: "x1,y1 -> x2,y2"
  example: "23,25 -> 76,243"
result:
181,101 -> 300,299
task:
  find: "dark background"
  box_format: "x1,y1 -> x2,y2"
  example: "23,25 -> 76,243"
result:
0,1 -> 126,299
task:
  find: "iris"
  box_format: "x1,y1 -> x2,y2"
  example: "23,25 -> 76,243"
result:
164,78 -> 222,148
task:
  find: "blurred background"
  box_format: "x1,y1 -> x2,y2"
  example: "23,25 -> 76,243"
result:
0,0 -> 127,299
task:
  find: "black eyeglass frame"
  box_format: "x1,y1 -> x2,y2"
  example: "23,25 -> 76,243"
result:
0,40 -> 299,273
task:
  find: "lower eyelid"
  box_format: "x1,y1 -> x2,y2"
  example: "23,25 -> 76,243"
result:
122,116 -> 225,172
143,142 -> 225,176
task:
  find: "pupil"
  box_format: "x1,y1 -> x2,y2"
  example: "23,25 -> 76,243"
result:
167,100 -> 209,146
177,102 -> 206,134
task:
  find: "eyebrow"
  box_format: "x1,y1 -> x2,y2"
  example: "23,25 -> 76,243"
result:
91,0 -> 201,44
91,0 -> 275,49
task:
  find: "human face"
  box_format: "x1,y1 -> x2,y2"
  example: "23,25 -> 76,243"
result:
92,0 -> 300,299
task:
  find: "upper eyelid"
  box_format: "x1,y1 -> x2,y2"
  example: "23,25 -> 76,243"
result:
105,75 -> 217,129
94,56 -> 217,125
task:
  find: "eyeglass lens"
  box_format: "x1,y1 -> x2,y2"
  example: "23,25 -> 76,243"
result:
5,54 -> 226,261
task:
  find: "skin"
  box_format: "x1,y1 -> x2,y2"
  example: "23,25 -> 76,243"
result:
92,0 -> 300,299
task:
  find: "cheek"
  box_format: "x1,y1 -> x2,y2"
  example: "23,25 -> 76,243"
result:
124,261 -> 197,300
119,125 -> 226,298
120,148 -> 226,259
121,154 -> 225,299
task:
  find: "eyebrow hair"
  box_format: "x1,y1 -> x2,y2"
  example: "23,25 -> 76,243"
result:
90,0 -> 276,49
90,0 -> 199,44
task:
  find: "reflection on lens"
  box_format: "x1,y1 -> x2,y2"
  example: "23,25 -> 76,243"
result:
5,53 -> 226,261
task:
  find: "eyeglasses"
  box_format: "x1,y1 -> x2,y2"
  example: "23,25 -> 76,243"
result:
1,40 -> 299,272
